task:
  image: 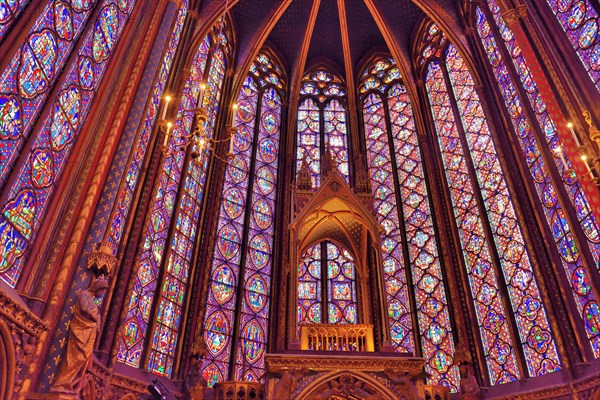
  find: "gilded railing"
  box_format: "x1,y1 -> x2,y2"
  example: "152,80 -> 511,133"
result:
300,324 -> 374,352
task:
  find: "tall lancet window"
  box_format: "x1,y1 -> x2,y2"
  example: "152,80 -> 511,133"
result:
296,69 -> 349,187
360,57 -> 459,391
0,0 -> 137,287
298,241 -> 358,327
420,23 -> 561,384
108,0 -> 188,248
117,19 -> 232,376
201,51 -> 284,387
544,0 -> 600,91
475,2 -> 600,358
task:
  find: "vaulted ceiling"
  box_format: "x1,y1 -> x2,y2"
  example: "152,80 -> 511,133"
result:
195,0 -> 469,95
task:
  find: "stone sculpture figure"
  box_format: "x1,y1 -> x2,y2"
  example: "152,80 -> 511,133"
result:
50,278 -> 108,395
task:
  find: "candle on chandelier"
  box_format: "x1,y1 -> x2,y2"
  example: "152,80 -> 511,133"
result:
163,122 -> 173,147
556,146 -> 568,170
198,83 -> 206,107
161,95 -> 171,120
582,155 -> 593,174
231,103 -> 238,126
567,122 -> 581,147
229,130 -> 235,154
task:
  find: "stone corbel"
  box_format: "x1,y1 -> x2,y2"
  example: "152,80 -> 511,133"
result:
87,241 -> 118,279
502,5 -> 528,26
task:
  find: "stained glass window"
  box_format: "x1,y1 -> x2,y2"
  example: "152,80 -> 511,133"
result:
476,3 -> 600,357
545,0 -> 600,91
201,51 -> 284,387
297,241 -> 358,326
107,0 -> 188,247
421,23 -> 561,384
0,0 -> 31,39
298,243 -> 322,326
117,17 -> 231,374
0,0 -> 99,187
0,0 -> 135,288
296,69 -> 349,187
360,56 -> 459,391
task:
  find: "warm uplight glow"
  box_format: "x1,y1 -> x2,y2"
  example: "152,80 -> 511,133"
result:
567,122 -> 573,128
231,103 -> 238,125
163,122 -> 173,147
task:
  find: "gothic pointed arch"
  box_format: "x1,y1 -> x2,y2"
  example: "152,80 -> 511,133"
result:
294,370 -> 400,400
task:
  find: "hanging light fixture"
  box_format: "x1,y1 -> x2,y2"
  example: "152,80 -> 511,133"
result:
158,92 -> 236,165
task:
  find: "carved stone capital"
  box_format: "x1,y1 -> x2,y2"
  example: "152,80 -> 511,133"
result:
502,5 -> 528,26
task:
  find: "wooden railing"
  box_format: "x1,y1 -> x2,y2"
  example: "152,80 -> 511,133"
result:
300,324 -> 374,352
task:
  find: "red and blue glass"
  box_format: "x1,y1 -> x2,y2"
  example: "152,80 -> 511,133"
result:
477,4 -> 600,357
107,1 -> 187,247
0,0 -> 31,39
362,92 -> 414,354
297,241 -> 358,328
426,59 -> 521,384
234,86 -> 282,382
545,0 -> 600,91
445,43 -> 560,377
202,52 -> 283,386
298,244 -> 322,327
296,70 -> 349,187
0,0 -> 134,288
361,56 -> 459,390
0,0 -> 99,186
147,46 -> 227,378
117,34 -> 212,369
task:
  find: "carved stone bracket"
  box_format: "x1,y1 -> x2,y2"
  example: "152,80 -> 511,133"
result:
502,5 -> 528,26
87,241 -> 118,277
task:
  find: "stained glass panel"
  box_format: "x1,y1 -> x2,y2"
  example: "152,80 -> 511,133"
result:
324,100 -> 349,181
362,92 -> 414,354
298,244 -> 322,327
360,56 -> 460,389
201,75 -> 258,385
296,99 -> 320,187
108,0 -> 187,246
0,0 -> 134,288
0,0 -> 32,39
202,52 -> 284,386
0,0 -> 99,187
296,69 -> 349,187
425,59 -> 521,384
147,46 -> 227,377
445,43 -> 560,377
117,34 -> 211,368
545,0 -> 600,91
234,87 -> 282,382
326,242 -> 357,324
477,4 -> 600,357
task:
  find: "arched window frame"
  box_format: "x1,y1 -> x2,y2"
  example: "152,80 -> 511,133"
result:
201,49 -> 285,387
417,21 -> 562,384
359,55 -> 460,391
297,239 -> 359,327
469,1 -> 600,359
117,17 -> 233,377
296,67 -> 351,187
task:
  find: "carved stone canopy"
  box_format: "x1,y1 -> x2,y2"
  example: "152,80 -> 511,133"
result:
290,172 -> 383,264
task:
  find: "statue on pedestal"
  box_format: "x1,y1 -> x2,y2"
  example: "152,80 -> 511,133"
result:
50,277 -> 108,395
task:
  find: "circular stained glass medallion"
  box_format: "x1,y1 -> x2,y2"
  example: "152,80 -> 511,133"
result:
217,224 -> 240,259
